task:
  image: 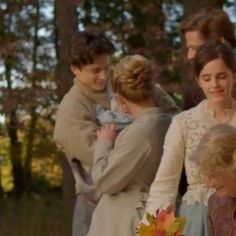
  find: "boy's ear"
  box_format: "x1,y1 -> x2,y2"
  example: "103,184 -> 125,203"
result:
70,65 -> 75,73
70,65 -> 81,76
219,36 -> 226,44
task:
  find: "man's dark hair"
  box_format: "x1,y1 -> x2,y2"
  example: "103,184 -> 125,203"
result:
69,27 -> 115,68
180,8 -> 236,48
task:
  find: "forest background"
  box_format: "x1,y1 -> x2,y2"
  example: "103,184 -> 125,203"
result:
0,0 -> 235,235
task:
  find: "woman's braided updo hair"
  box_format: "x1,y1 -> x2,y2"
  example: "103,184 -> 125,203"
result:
112,55 -> 153,102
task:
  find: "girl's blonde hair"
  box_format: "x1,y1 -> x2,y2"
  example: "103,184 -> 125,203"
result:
196,124 -> 236,177
112,55 -> 153,102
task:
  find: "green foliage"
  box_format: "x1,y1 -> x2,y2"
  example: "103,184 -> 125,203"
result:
27,173 -> 60,193
0,0 -> 235,197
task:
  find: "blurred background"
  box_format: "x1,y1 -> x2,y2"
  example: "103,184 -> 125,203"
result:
0,0 -> 235,235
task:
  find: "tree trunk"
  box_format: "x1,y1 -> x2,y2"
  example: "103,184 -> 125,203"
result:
54,0 -> 77,205
24,109 -> 37,190
0,160 -> 2,197
183,0 -> 225,17
128,0 -> 168,83
24,0 -> 40,191
55,0 -> 77,98
5,54 -> 24,197
1,2 -> 24,197
144,0 -> 166,83
7,110 -> 24,197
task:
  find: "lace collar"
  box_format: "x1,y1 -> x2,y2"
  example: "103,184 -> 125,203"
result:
203,99 -> 236,123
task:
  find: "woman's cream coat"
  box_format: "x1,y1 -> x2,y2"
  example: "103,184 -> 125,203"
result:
87,108 -> 171,236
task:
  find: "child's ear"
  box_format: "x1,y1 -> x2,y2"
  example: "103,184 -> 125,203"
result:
70,65 -> 81,76
70,65 -> 75,74
219,36 -> 226,44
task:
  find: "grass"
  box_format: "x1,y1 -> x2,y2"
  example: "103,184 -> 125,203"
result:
0,193 -> 73,236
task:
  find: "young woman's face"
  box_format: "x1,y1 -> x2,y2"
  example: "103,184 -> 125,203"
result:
204,172 -> 236,197
197,58 -> 236,105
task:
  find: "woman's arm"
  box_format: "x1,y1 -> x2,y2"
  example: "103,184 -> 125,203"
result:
91,123 -> 151,194
145,114 -> 186,215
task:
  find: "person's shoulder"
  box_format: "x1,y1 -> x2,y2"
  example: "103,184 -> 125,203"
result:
62,85 -> 86,102
119,115 -> 150,140
173,99 -> 206,121
127,110 -> 167,136
153,112 -> 172,128
59,85 -> 89,109
208,193 -> 228,211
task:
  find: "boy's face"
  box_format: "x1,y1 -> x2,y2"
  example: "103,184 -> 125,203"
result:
71,54 -> 110,91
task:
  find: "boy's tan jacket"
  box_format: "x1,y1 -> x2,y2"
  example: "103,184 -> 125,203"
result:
53,79 -> 178,194
53,80 -> 110,192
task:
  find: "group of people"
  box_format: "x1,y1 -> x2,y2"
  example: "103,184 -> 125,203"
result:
53,7 -> 236,236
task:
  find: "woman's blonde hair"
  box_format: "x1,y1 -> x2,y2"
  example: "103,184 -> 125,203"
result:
196,124 -> 236,177
112,54 -> 153,102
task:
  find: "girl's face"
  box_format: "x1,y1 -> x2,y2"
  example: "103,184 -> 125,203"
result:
204,172 -> 236,197
197,58 -> 236,105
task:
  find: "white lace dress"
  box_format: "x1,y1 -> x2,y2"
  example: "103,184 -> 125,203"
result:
145,99 -> 236,236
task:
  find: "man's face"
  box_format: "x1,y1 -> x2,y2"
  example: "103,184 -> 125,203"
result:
185,31 -> 205,60
71,54 -> 110,91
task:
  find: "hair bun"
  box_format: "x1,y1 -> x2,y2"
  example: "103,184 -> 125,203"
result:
112,55 -> 153,102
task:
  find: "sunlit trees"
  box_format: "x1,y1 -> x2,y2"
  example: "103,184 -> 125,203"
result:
0,0 -> 235,198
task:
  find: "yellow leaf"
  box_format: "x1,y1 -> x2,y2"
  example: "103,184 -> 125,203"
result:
137,223 -> 156,236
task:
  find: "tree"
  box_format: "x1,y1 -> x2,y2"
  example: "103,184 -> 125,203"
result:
1,1 -> 25,197
0,0 -> 59,196
182,0 -> 225,17
54,0 -> 78,205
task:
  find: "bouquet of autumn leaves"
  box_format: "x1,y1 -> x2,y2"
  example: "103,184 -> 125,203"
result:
137,209 -> 186,236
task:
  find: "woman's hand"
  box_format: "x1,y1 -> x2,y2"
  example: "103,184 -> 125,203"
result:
165,204 -> 176,213
97,123 -> 117,141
